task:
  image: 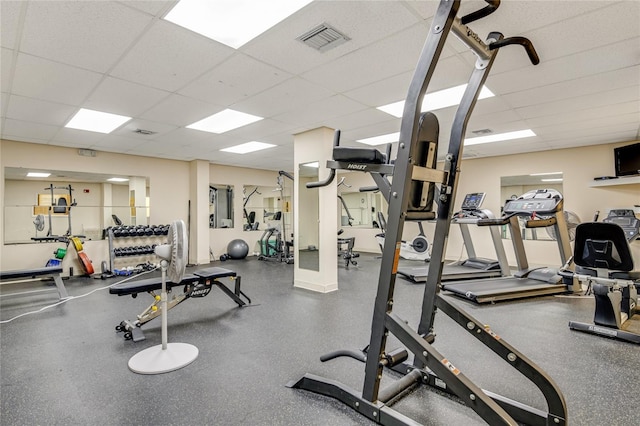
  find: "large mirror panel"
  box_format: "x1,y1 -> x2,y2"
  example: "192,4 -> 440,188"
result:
209,184 -> 234,228
298,162 -> 320,271
338,191 -> 386,228
500,173 -> 564,241
3,167 -> 149,243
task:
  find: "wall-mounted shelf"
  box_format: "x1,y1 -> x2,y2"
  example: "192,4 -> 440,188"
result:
589,176 -> 640,188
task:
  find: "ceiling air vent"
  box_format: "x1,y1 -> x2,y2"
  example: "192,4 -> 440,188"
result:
471,128 -> 492,135
297,23 -> 350,52
133,128 -> 157,135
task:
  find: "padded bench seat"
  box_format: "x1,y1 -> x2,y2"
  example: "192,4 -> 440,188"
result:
333,147 -> 386,164
0,266 -> 67,300
193,267 -> 237,279
109,274 -> 200,296
0,266 -> 63,280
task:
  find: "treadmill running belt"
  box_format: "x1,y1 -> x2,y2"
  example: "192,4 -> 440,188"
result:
442,277 -> 568,303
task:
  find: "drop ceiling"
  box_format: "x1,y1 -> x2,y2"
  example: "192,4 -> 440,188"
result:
1,0 -> 638,172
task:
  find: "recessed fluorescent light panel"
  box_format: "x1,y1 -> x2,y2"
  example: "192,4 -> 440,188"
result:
464,129 -> 536,146
541,178 -> 563,182
107,177 -> 129,182
65,108 -> 131,133
378,84 -> 494,118
27,172 -> 51,178
220,141 -> 275,154
187,109 -> 263,134
357,132 -> 400,146
164,0 -> 313,49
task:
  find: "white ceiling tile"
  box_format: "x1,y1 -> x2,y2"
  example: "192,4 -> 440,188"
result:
89,134 -> 147,152
324,109 -> 397,135
112,118 -> 178,140
110,20 -> 235,92
6,95 -> 77,126
501,66 -> 640,109
118,0 -> 176,16
20,1 -> 153,73
527,101 -> 639,129
243,0 -> 420,75
85,77 -> 170,117
516,86 -> 638,119
1,48 -> 15,93
301,24 -> 434,93
272,95 -> 367,128
490,38 -> 640,95
139,94 -> 223,127
232,77 -> 333,117
0,1 -> 23,49
2,118 -> 58,141
179,53 -> 292,106
52,127 -> 108,147
223,118 -> 298,141
11,54 -> 102,105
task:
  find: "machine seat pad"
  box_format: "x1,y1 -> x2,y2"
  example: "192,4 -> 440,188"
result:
194,267 -> 237,279
0,266 -> 63,280
109,274 -> 200,296
333,147 -> 386,164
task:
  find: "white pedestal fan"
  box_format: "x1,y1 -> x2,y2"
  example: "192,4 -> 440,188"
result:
128,219 -> 198,374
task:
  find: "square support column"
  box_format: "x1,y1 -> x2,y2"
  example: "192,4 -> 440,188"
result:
189,159 -> 210,265
294,127 -> 338,292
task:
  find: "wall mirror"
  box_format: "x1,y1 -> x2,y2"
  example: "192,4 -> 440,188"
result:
500,173 -> 564,241
3,167 -> 148,243
338,191 -> 386,228
298,162 -> 320,271
209,184 -> 234,228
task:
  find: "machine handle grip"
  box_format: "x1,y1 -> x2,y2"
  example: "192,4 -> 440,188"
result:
460,0 -> 500,25
477,212 -> 518,226
359,185 -> 379,192
306,168 -> 335,188
305,129 -> 341,189
490,36 -> 540,65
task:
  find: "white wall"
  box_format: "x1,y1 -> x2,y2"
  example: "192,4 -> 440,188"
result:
2,138 -> 638,273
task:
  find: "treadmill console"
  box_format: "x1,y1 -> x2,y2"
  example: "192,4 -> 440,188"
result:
603,209 -> 640,241
503,189 -> 562,215
460,192 -> 485,211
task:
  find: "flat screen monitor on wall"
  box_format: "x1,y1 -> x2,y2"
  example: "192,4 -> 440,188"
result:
614,142 -> 640,177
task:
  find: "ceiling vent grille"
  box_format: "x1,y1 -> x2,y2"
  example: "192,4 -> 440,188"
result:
133,128 -> 157,135
471,128 -> 493,135
297,23 -> 350,52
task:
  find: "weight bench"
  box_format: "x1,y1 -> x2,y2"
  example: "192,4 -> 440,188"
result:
110,267 -> 251,342
0,266 -> 68,300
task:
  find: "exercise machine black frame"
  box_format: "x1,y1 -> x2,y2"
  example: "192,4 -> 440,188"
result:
288,1 -> 566,425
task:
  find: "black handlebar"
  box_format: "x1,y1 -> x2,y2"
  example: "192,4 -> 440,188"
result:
460,0 -> 500,25
305,130 -> 341,189
490,36 -> 540,65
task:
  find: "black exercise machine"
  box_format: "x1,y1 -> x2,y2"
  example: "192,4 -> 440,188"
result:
109,266 -> 251,342
565,219 -> 640,344
0,266 -> 68,300
442,189 -> 581,303
337,229 -> 359,269
288,2 -> 566,424
398,191 -> 510,281
31,184 -> 80,242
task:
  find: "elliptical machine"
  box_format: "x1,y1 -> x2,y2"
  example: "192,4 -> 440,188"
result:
375,212 -> 430,261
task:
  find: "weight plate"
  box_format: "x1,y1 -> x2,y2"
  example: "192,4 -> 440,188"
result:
71,237 -> 83,252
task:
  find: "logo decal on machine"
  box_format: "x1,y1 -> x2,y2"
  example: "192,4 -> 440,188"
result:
347,164 -> 367,170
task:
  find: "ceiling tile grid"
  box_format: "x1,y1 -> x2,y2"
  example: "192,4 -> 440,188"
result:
0,0 -> 637,173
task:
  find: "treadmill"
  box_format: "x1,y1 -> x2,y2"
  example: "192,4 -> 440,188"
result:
442,189 -> 582,303
397,192 -> 510,283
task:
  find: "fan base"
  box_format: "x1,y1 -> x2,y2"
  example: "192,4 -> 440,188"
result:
128,342 -> 198,375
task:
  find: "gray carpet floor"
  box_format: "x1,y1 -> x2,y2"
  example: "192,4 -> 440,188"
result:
1,253 -> 638,425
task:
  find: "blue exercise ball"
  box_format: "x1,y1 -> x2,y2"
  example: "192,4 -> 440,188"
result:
226,239 -> 249,259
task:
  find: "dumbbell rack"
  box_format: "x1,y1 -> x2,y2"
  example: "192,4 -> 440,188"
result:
106,225 -> 169,275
